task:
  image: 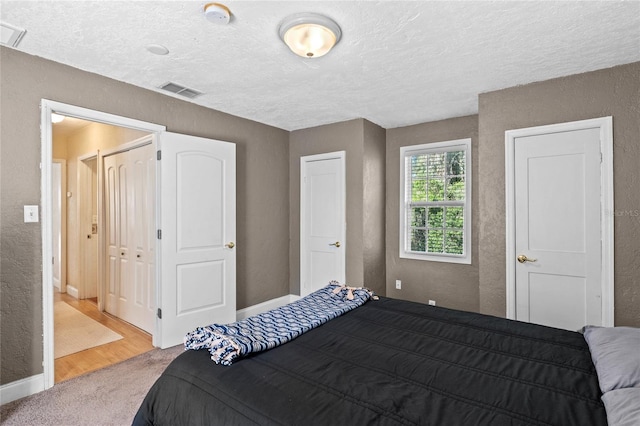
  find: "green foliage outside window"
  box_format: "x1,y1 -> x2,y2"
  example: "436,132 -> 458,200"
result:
407,150 -> 466,256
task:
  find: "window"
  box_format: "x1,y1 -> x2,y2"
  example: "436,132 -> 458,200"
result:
400,139 -> 471,263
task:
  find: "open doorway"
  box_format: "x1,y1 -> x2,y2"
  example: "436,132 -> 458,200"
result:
51,114 -> 156,383
42,102 -> 166,389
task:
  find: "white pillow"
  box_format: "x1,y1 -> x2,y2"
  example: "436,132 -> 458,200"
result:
583,326 -> 640,393
601,388 -> 640,426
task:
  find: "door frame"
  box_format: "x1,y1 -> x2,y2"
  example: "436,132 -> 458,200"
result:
300,151 -> 346,296
504,117 -> 614,326
40,99 -> 165,390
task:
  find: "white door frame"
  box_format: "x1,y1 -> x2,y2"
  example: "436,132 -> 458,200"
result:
40,99 -> 165,390
505,117 -> 614,326
300,151 -> 346,296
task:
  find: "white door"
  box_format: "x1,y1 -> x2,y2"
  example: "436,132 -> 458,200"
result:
300,152 -> 346,297
79,156 -> 98,299
129,143 -> 156,332
103,143 -> 155,333
513,127 -> 602,331
157,132 -> 236,348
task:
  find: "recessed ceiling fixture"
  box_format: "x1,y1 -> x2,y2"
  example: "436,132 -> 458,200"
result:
278,13 -> 341,58
204,3 -> 231,25
146,44 -> 169,55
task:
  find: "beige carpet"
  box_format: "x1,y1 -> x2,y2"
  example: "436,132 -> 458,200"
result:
54,301 -> 123,358
0,345 -> 185,426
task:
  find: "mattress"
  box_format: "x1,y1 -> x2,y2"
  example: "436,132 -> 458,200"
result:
133,297 -> 607,425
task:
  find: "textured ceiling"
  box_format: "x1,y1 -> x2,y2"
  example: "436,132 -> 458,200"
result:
2,1 -> 639,131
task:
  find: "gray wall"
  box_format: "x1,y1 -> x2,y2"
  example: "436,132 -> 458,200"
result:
0,47 -> 290,385
478,61 -> 640,327
289,119 -> 386,296
385,116 -> 480,311
2,44 -> 638,389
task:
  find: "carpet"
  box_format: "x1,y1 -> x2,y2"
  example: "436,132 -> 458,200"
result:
0,345 -> 185,426
54,301 -> 123,358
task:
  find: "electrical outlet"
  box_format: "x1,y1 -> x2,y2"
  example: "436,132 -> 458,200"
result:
428,300 -> 436,306
395,280 -> 401,290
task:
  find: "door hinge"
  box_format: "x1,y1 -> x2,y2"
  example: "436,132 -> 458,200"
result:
157,150 -> 161,160
157,229 -> 162,239
157,308 -> 162,319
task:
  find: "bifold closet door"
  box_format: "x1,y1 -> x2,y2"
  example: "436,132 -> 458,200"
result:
104,144 -> 155,333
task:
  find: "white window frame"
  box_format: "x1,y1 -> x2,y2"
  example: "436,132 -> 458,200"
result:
399,138 -> 472,264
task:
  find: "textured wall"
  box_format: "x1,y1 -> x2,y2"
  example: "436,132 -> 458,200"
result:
362,120 -> 387,295
386,116 -> 480,311
0,47 -> 290,385
289,119 -> 386,296
478,61 -> 640,327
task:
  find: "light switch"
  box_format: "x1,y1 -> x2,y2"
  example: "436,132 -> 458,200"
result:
24,205 -> 39,223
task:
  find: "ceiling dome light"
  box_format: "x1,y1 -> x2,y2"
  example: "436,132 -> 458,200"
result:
279,13 -> 341,59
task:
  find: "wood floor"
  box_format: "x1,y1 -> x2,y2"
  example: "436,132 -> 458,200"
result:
54,292 -> 154,383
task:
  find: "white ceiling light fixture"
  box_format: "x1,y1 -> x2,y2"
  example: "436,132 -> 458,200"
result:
204,3 -> 231,25
279,13 -> 342,59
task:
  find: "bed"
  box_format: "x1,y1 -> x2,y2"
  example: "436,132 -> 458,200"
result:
132,292 -> 637,426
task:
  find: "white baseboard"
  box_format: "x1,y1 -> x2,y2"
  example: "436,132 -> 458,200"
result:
0,374 -> 44,405
66,285 -> 79,299
236,294 -> 300,320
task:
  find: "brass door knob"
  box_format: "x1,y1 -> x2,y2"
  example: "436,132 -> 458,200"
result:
329,241 -> 341,248
225,242 -> 235,249
517,254 -> 537,263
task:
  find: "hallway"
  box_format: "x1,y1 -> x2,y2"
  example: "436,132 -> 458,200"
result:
54,292 -> 154,383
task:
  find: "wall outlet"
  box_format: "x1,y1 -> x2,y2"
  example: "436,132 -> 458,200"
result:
428,300 -> 436,306
395,280 -> 401,290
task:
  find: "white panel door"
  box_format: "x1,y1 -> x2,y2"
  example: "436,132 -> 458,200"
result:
104,152 -> 125,316
300,152 -> 346,296
128,143 -> 156,332
157,132 -> 236,348
514,128 -> 602,331
103,144 -> 155,333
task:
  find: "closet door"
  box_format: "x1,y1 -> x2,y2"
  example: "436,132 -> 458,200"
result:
128,143 -> 155,332
103,144 -> 155,333
104,152 -> 129,319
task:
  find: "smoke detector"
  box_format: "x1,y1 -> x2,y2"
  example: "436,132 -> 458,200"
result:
204,3 -> 231,25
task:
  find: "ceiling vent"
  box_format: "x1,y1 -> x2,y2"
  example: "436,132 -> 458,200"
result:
158,82 -> 203,99
1,22 -> 27,47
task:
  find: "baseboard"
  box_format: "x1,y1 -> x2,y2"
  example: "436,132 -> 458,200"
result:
236,294 -> 300,320
66,285 -> 79,299
0,374 -> 44,405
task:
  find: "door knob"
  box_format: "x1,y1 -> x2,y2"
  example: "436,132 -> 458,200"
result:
329,241 -> 341,248
225,242 -> 235,249
517,255 -> 537,263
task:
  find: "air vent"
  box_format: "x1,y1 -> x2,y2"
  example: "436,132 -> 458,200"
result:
158,82 -> 203,99
1,22 -> 27,47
